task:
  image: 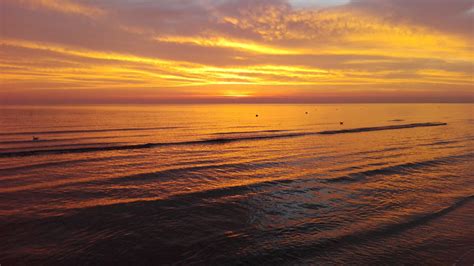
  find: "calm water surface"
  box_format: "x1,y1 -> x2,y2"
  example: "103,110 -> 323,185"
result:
0,104 -> 473,264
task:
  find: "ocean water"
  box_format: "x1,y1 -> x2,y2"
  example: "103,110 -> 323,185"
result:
0,104 -> 473,264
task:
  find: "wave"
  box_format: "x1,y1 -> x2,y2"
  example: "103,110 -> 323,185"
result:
419,139 -> 461,147
350,146 -> 409,156
221,195 -> 474,264
0,154 -> 141,174
324,153 -> 473,183
420,136 -> 474,148
0,133 -> 307,158
0,142 -> 126,153
0,134 -> 151,145
110,160 -> 281,184
0,122 -> 447,158
210,129 -> 290,135
318,122 -> 447,135
0,164 -> 293,194
362,195 -> 474,238
0,126 -> 181,136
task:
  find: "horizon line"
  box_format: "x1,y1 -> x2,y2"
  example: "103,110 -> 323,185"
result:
1,101 -> 473,106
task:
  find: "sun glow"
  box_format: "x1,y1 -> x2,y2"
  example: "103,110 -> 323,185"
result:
223,91 -> 252,98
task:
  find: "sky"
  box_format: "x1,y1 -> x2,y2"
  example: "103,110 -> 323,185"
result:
0,0 -> 473,104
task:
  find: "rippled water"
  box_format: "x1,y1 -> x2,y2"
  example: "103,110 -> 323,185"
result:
0,104 -> 473,264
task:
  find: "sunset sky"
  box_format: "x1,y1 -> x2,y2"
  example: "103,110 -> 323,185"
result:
0,0 -> 473,104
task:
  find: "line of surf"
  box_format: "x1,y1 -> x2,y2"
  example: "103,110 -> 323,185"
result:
318,122 -> 447,135
0,122 -> 447,158
0,134 -> 151,145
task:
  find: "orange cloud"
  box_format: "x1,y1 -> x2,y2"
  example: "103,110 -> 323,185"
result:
12,0 -> 105,17
155,35 -> 299,55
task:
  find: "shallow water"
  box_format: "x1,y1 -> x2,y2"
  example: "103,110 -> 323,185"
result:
0,104 -> 473,264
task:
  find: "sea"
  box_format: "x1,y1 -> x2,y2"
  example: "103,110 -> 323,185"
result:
0,104 -> 473,264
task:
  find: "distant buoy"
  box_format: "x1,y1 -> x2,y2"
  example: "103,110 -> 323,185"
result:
305,112 -> 308,114
32,136 -> 39,141
256,114 -> 259,117
340,122 -> 344,125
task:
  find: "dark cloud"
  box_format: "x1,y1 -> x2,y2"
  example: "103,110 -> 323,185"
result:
349,0 -> 474,36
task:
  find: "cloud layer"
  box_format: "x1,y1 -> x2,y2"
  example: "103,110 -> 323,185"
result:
0,0 -> 473,103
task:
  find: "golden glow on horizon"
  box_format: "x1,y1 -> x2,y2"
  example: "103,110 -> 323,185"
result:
223,90 -> 252,97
